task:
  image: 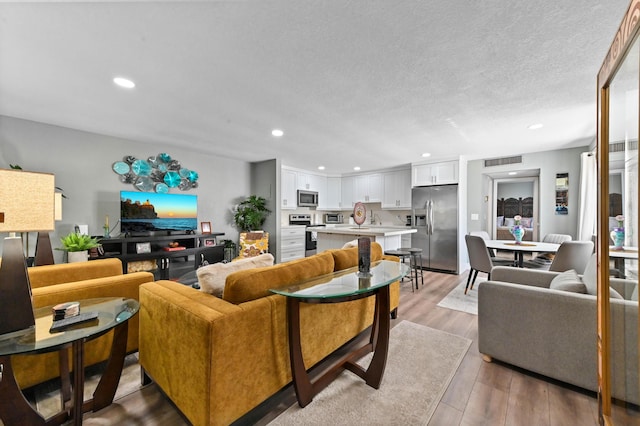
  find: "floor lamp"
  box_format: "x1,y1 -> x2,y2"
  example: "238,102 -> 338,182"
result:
0,169 -> 55,337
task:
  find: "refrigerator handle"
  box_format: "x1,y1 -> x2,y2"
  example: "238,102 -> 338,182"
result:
423,201 -> 430,235
429,200 -> 435,235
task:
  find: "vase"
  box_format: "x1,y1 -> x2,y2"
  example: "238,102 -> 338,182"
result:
610,227 -> 625,250
68,250 -> 89,263
511,225 -> 525,244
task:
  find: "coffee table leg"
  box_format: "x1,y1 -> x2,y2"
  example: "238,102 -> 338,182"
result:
364,286 -> 390,388
91,322 -> 128,410
72,340 -> 85,426
287,297 -> 313,407
0,355 -> 47,425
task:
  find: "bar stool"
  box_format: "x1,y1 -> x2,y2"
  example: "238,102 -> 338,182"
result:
400,247 -> 424,289
383,249 -> 414,292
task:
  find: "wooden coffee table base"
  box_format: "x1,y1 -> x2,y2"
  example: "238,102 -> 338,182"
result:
287,286 -> 391,407
0,322 -> 128,426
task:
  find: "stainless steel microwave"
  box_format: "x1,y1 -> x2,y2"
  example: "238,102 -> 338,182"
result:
297,190 -> 319,207
324,213 -> 343,224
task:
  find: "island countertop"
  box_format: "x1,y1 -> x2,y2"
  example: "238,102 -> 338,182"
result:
307,225 -> 416,237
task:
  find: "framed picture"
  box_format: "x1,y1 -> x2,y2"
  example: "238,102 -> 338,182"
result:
136,242 -> 151,254
204,238 -> 216,247
201,221 -> 212,234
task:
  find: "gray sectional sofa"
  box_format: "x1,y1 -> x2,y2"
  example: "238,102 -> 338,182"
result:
478,255 -> 638,405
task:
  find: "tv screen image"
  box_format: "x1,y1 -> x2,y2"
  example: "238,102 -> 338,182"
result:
120,191 -> 197,234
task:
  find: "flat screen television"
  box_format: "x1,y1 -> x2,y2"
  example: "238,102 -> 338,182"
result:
120,191 -> 198,234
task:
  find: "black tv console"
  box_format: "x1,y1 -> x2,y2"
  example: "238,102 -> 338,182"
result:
98,233 -> 225,280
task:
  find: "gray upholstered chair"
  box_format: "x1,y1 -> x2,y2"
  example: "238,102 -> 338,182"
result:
469,231 -> 513,266
465,234 -> 511,294
523,240 -> 594,274
527,233 -> 573,267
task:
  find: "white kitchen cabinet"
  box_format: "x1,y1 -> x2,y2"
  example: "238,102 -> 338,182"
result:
279,226 -> 306,262
281,168 -> 297,210
341,176 -> 355,209
412,161 -> 458,186
320,176 -> 342,210
382,169 -> 411,209
354,173 -> 382,203
297,171 -> 326,193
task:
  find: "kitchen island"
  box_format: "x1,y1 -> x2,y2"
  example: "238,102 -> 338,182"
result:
308,225 -> 417,253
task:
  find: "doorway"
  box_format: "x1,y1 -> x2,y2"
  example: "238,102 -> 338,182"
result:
489,173 -> 540,241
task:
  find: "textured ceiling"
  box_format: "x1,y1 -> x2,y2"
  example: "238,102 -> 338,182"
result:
0,1 -> 629,174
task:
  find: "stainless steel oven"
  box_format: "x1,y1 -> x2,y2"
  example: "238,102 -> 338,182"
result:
289,214 -> 324,256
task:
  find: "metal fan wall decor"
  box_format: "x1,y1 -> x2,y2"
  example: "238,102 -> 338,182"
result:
112,153 -> 199,193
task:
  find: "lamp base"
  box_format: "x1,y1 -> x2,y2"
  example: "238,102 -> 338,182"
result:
35,232 -> 55,266
0,237 -> 35,336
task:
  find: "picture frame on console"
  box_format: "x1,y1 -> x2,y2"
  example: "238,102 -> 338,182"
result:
204,238 -> 216,247
201,222 -> 212,234
136,242 -> 151,254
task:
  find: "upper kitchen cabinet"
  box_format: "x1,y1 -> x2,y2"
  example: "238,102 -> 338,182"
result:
382,168 -> 411,209
281,168 -> 297,210
412,160 -> 458,186
341,176 -> 355,209
297,171 -> 327,193
319,176 -> 342,210
354,173 -> 382,203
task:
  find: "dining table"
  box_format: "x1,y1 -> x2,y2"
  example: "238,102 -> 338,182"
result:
608,246 -> 638,277
485,239 -> 561,268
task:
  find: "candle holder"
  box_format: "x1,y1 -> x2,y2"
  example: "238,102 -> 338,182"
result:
103,225 -> 110,238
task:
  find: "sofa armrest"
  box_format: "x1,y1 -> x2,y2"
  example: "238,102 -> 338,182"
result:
490,266 -> 558,288
478,280 -> 598,391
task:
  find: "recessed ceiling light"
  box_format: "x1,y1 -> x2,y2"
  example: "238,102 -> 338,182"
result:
271,129 -> 284,137
353,166 -> 361,171
421,152 -> 431,158
508,171 -> 518,175
318,166 -> 325,170
527,123 -> 543,130
113,77 -> 135,89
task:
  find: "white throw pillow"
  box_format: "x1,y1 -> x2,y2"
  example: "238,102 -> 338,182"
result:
197,253 -> 274,297
549,269 -> 586,293
582,254 -> 597,295
504,218 -> 515,227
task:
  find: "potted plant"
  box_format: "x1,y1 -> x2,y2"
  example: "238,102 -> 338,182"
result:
58,232 -> 101,263
232,195 -> 271,231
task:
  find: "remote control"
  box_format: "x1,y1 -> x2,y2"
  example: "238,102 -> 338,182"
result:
50,311 -> 99,333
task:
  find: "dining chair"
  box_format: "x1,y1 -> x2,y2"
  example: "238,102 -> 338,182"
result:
527,233 -> 573,266
465,234 -> 508,295
523,240 -> 594,274
469,231 -> 513,266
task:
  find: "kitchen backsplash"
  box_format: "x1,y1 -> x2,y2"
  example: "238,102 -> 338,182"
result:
280,203 -> 410,226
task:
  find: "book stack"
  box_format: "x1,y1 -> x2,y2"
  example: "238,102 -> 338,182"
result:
52,301 -> 80,321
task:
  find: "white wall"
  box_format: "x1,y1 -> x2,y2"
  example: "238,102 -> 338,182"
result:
497,181 -> 534,199
466,146 -> 589,239
0,116 -> 252,262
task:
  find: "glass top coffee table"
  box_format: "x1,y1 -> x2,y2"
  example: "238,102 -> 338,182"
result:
271,260 -> 408,407
0,297 -> 139,426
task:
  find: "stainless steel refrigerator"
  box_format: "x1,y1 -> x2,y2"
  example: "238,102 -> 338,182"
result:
411,184 -> 458,273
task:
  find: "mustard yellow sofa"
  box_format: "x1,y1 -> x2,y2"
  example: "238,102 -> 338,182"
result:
11,258 -> 154,389
139,243 -> 400,426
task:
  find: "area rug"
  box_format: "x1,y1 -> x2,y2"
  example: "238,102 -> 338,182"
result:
268,320 -> 471,426
436,278 -> 485,315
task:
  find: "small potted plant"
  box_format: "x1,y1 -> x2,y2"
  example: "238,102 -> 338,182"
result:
58,232 -> 102,263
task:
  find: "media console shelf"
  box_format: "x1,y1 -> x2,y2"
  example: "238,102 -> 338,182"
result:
98,233 -> 225,280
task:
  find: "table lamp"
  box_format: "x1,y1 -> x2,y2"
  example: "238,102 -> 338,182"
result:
34,192 -> 62,266
0,169 -> 55,337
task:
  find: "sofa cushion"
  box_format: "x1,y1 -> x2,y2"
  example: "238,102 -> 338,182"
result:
197,253 -> 274,297
329,242 -> 383,271
223,251 -> 335,304
582,254 -> 597,295
549,269 -> 586,293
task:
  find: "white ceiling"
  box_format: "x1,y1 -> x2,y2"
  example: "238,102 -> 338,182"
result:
0,1 -> 628,174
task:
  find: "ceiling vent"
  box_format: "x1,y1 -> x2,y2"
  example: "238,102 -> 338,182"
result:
484,155 -> 523,168
610,140 -> 638,152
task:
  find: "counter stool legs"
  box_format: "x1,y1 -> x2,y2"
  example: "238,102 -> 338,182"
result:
384,249 -> 413,292
400,248 -> 424,289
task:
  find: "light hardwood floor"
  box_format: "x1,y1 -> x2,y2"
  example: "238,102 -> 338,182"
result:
77,269 -> 639,425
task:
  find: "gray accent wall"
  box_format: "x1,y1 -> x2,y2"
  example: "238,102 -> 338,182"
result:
0,115 -> 252,263
466,146 -> 589,240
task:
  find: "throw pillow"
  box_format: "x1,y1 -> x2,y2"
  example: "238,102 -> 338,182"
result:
504,217 -> 515,227
520,217 -> 534,228
496,216 -> 504,227
582,254 -> 597,295
549,269 -> 586,293
610,287 -> 624,299
197,253 -> 275,297
632,285 -> 638,302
